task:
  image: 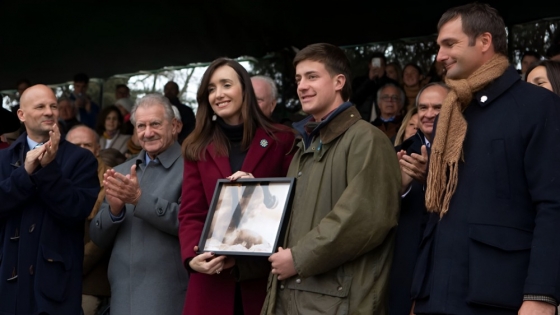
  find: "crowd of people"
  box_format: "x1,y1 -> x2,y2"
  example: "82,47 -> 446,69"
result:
2,2 -> 560,315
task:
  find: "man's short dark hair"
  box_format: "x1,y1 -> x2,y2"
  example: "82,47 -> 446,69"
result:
293,43 -> 352,101
438,2 -> 508,56
116,84 -> 130,91
73,72 -> 90,84
522,51 -> 542,61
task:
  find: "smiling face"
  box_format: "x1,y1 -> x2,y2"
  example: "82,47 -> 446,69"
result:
403,65 -> 422,87
436,17 -> 491,80
208,65 -> 244,125
526,66 -> 553,92
295,60 -> 344,120
135,104 -> 176,159
104,110 -> 120,133
417,85 -> 447,140
18,84 -> 59,142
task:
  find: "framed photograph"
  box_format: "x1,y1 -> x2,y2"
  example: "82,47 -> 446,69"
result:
198,177 -> 295,256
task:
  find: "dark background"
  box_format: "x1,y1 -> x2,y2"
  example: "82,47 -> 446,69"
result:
2,0 -> 559,90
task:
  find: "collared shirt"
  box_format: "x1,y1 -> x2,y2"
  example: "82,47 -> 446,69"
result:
145,152 -> 159,165
26,137 -> 42,151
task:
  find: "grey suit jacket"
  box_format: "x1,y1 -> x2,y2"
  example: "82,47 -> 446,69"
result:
90,141 -> 188,315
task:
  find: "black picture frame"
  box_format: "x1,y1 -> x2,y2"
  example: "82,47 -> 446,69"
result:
198,177 -> 295,256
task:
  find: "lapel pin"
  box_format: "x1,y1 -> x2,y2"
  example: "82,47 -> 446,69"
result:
480,95 -> 488,103
260,139 -> 268,148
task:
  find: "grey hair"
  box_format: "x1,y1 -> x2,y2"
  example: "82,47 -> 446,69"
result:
376,82 -> 405,108
415,82 -> 450,107
251,75 -> 278,100
171,105 -> 182,120
130,94 -> 175,126
58,95 -> 77,109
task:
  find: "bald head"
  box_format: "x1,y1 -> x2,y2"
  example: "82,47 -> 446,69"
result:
66,125 -> 100,156
17,84 -> 58,142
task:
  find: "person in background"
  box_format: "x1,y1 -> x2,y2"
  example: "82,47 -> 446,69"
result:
0,106 -> 21,149
115,84 -> 130,100
164,81 -> 196,144
66,125 -> 111,315
251,75 -> 278,119
402,63 -> 425,109
393,107 -> 418,147
115,97 -> 135,135
386,61 -> 404,86
389,82 -> 448,315
95,105 -> 131,155
371,82 -> 406,141
11,78 -> 31,114
98,148 -> 127,168
351,52 -> 399,122
525,59 -> 560,96
71,72 -> 100,129
179,57 -> 295,315
519,50 -> 541,80
57,96 -> 81,135
423,59 -> 447,84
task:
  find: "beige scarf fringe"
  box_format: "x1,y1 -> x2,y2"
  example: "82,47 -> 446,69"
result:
425,54 -> 510,217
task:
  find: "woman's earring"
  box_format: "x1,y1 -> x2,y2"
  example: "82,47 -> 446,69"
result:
212,113 -> 217,121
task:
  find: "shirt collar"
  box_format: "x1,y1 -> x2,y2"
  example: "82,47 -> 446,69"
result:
136,141 -> 182,169
27,136 -> 41,150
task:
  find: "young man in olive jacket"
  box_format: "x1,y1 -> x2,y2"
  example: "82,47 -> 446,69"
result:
262,43 -> 401,315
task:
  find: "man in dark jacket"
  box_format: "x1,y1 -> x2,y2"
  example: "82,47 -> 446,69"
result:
411,3 -> 560,315
164,80 -> 196,144
0,84 -> 99,314
389,82 -> 448,315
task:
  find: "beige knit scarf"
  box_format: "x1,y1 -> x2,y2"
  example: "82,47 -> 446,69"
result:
425,54 -> 510,217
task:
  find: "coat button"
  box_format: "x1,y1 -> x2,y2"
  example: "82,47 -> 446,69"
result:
28,224 -> 35,233
280,285 -> 285,290
157,208 -> 164,215
96,220 -> 100,227
29,265 -> 34,275
297,172 -> 302,177
337,286 -> 343,291
295,278 -> 301,284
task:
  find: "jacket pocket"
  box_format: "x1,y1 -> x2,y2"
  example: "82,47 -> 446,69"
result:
37,245 -> 73,302
467,224 -> 531,310
287,271 -> 351,315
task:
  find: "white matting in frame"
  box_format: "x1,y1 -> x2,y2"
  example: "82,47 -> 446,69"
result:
198,177 -> 295,256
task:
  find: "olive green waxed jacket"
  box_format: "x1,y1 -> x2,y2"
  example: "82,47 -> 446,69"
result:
262,106 -> 401,315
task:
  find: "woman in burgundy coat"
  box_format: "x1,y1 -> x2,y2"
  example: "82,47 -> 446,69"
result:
178,58 -> 295,315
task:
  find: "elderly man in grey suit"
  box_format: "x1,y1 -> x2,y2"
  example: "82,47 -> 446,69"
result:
90,94 -> 188,315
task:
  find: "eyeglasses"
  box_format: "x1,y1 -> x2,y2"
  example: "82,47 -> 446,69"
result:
381,95 -> 400,102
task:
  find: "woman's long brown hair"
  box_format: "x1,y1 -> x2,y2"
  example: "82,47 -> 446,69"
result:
182,58 -> 284,161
